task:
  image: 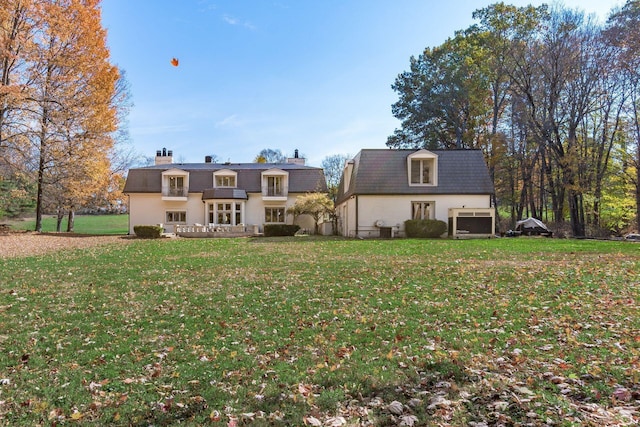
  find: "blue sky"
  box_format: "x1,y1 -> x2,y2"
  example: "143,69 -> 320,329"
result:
101,0 -> 623,166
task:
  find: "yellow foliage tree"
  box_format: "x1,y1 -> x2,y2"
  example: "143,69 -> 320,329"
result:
21,0 -> 120,231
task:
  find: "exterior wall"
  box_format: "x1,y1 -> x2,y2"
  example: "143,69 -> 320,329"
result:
244,192 -> 316,233
128,192 -> 318,235
336,196 -> 357,237
127,193 -> 206,234
336,194 -> 491,238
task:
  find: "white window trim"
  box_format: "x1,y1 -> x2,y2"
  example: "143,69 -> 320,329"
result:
213,169 -> 238,188
411,201 -> 434,220
407,149 -> 438,187
261,168 -> 289,198
265,206 -> 286,224
208,201 -> 244,226
166,210 -> 187,223
161,168 -> 189,197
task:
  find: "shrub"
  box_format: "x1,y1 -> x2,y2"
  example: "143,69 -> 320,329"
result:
264,224 -> 300,237
404,219 -> 447,238
133,225 -> 163,239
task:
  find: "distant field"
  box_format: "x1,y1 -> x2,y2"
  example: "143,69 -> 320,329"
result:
9,214 -> 128,235
0,237 -> 638,425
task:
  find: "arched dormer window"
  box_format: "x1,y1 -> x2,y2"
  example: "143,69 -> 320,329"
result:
407,149 -> 438,186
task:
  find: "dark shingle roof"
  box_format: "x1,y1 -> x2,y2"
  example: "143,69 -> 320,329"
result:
123,163 -> 327,194
202,188 -> 248,200
336,149 -> 494,204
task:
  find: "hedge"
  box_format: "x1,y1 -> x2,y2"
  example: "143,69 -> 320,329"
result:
133,225 -> 163,239
264,224 -> 300,237
404,219 -> 448,238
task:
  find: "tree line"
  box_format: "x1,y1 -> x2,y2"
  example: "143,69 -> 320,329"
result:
0,0 -> 129,231
388,1 -> 640,237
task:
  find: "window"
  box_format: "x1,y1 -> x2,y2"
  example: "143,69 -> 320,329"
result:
215,175 -> 236,187
265,207 -> 285,223
412,202 -> 432,220
235,203 -> 242,225
162,169 -> 189,198
168,176 -> 185,196
166,211 -> 186,223
217,202 -> 232,224
407,150 -> 437,186
411,159 -> 431,184
209,202 -> 243,225
261,169 -> 289,198
266,176 -> 283,196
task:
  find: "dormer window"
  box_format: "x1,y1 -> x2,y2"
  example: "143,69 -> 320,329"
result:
216,175 -> 236,187
411,159 -> 431,184
261,168 -> 289,200
213,169 -> 237,188
161,168 -> 189,200
407,150 -> 438,186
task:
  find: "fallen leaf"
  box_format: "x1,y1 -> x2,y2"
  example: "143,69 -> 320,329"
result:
400,415 -> 419,426
388,400 -> 404,415
304,415 -> 322,426
324,416 -> 346,426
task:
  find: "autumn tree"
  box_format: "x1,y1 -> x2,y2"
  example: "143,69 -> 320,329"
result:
254,148 -> 286,163
606,0 -> 640,229
24,0 -> 120,231
0,0 -> 36,218
287,192 -> 334,235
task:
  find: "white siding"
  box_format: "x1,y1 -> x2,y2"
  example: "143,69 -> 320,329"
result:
127,193 -> 205,234
336,194 -> 491,238
128,192 -> 318,234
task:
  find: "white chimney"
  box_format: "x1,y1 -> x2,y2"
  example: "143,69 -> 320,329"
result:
286,148 -> 305,165
155,148 -> 173,165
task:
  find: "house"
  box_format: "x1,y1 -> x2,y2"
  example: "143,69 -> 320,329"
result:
123,149 -> 328,235
335,149 -> 495,238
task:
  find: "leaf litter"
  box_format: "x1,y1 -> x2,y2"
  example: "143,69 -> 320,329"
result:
0,237 -> 638,425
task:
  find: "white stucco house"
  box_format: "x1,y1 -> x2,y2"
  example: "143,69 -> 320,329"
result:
123,149 -> 328,235
335,149 -> 495,238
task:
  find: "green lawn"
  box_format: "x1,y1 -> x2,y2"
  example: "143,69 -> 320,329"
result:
0,237 -> 638,426
9,214 -> 128,235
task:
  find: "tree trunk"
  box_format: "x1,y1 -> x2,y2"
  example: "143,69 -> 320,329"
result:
56,209 -> 64,232
66,209 -> 75,232
35,137 -> 46,232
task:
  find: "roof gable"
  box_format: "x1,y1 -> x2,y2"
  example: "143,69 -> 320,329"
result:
408,149 -> 438,159
161,167 -> 188,176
